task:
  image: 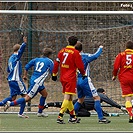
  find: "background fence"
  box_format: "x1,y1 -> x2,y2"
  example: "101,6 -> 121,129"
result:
0,2 -> 133,114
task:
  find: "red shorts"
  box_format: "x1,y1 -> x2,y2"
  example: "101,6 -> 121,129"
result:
120,79 -> 133,97
61,81 -> 77,95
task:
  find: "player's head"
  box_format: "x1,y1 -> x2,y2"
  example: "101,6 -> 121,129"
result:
13,44 -> 20,52
75,41 -> 83,52
68,36 -> 78,46
126,41 -> 133,49
42,48 -> 53,57
97,88 -> 106,94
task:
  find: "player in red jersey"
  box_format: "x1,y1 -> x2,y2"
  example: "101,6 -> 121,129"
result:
52,36 -> 86,124
112,40 -> 133,123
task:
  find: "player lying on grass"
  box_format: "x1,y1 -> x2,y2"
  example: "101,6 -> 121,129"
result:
46,88 -> 127,117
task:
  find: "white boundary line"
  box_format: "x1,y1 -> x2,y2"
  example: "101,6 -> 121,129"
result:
0,10 -> 133,14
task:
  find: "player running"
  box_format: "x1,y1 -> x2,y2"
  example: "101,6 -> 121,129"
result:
4,48 -> 54,118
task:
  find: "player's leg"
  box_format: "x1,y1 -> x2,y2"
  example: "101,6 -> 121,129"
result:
0,81 -> 18,106
4,94 -> 30,110
121,82 -> 133,123
87,79 -> 110,124
57,93 -> 69,124
125,96 -> 133,123
68,95 -> 75,118
74,77 -> 88,116
18,102 -> 29,118
67,95 -> 81,124
16,93 -> 29,118
93,96 -> 111,123
74,97 -> 84,115
2,95 -> 17,112
59,97 -> 69,114
37,88 -> 48,117
56,82 -> 70,124
0,96 -> 12,106
88,83 -> 103,120
4,97 -> 26,111
18,81 -> 27,117
66,81 -> 81,123
86,79 -> 103,119
93,96 -> 103,119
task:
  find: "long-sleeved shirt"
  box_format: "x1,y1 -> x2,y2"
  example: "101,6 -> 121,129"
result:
7,42 -> 26,81
77,47 -> 103,77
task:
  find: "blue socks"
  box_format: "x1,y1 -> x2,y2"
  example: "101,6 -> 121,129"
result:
74,102 -> 82,115
19,102 -> 26,115
10,98 -> 26,115
10,97 -> 25,106
0,97 -> 12,106
94,100 -> 103,120
38,96 -> 46,113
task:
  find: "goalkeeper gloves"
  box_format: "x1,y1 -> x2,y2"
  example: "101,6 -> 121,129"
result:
120,106 -> 128,114
52,73 -> 57,81
52,76 -> 57,81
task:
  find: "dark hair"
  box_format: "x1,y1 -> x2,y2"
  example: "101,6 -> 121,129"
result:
126,41 -> 133,49
42,48 -> 53,57
75,41 -> 82,52
13,44 -> 20,52
68,36 -> 78,46
97,88 -> 105,93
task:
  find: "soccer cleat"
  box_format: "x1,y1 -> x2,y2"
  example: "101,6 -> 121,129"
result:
18,114 -> 29,118
68,117 -> 81,124
4,101 -> 11,112
99,117 -> 111,124
129,116 -> 133,123
37,112 -> 48,117
57,117 -> 65,124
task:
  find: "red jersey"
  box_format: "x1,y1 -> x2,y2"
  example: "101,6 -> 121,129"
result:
113,49 -> 133,81
53,45 -> 85,82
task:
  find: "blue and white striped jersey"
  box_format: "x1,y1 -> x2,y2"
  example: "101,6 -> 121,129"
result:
7,43 -> 26,81
25,57 -> 54,86
78,47 -> 103,77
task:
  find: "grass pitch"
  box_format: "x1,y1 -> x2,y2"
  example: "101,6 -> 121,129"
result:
0,113 -> 133,132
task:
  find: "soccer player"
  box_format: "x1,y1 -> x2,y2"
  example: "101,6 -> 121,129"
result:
74,41 -> 111,124
112,40 -> 133,123
4,48 -> 54,117
52,36 -> 86,124
46,88 -> 127,117
0,36 -> 28,118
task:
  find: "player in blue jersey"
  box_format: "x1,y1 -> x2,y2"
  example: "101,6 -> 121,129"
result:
74,41 -> 111,124
0,36 -> 28,118
4,47 -> 54,117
